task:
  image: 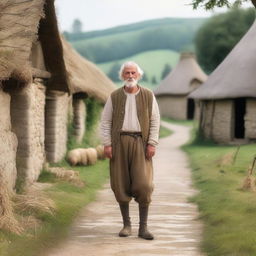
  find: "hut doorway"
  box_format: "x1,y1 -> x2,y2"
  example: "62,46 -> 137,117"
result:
187,98 -> 195,120
234,98 -> 246,139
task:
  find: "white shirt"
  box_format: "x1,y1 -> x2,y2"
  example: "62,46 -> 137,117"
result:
100,88 -> 160,146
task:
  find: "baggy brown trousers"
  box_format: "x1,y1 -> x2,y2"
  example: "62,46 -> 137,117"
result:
110,134 -> 153,206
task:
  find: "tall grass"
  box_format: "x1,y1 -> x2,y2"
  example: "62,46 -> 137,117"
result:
183,125 -> 256,256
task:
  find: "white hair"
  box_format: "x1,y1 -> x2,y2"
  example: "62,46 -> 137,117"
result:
118,61 -> 144,81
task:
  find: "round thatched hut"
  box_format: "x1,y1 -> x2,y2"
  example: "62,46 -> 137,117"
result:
62,38 -> 116,143
154,52 -> 207,120
190,20 -> 256,144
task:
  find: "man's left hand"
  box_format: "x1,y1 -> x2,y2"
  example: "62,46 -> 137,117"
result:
146,144 -> 155,159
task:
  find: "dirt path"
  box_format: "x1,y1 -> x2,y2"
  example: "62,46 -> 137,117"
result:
46,121 -> 204,256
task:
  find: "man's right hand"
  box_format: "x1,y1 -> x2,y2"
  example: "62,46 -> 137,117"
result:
104,146 -> 112,159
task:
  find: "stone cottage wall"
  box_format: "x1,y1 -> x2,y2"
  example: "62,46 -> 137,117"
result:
73,98 -> 86,143
0,89 -> 18,190
201,100 -> 233,143
10,81 -> 45,185
45,91 -> 70,163
245,99 -> 256,139
212,100 -> 233,143
194,100 -> 200,121
156,95 -> 187,120
201,100 -> 214,139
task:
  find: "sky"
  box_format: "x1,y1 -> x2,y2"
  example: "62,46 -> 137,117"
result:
55,0 -> 226,32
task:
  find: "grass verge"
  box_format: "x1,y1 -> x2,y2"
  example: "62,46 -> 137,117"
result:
183,125 -> 256,256
0,160 -> 109,256
162,117 -> 195,127
159,125 -> 172,138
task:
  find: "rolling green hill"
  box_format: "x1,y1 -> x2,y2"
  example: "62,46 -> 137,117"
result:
65,17 -> 205,42
96,49 -> 180,90
66,17 -> 206,63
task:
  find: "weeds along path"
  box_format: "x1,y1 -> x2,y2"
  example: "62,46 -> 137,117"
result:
46,121 -> 204,256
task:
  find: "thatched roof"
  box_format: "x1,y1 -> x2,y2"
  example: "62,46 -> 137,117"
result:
0,0 -> 45,86
154,52 -> 207,96
62,38 -> 116,103
38,0 -> 69,93
0,0 -> 70,93
190,20 -> 256,100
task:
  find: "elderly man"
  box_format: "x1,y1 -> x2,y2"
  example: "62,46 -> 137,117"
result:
100,61 -> 160,240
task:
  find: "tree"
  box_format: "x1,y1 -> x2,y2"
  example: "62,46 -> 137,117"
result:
107,63 -> 120,82
151,76 -> 157,84
161,64 -> 172,79
191,0 -> 256,9
72,19 -> 83,34
142,72 -> 149,82
195,8 -> 255,73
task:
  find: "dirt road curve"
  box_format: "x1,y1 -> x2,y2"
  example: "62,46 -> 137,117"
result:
46,121 -> 204,256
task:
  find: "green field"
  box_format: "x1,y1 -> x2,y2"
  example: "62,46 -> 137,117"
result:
97,49 -> 180,90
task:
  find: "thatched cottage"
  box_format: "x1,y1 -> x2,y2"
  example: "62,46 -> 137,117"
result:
190,20 -> 256,144
0,0 -> 70,188
62,38 -> 116,143
0,0 -> 115,190
0,0 -> 46,189
154,52 -> 207,120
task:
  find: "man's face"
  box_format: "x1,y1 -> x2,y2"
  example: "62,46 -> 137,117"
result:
122,66 -> 140,82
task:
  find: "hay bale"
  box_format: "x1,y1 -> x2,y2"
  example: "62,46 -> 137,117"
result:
96,145 -> 105,160
67,148 -> 82,166
86,148 -> 98,165
78,148 -> 88,165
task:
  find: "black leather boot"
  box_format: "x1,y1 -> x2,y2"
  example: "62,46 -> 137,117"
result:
119,203 -> 131,237
138,204 -> 154,240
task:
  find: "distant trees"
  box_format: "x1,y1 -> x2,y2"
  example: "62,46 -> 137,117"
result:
72,19 -> 83,34
161,64 -> 172,79
191,0 -> 256,9
142,72 -> 148,82
107,63 -> 120,82
195,8 -> 255,73
151,76 -> 157,84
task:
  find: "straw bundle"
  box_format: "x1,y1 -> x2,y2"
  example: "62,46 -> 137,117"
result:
14,186 -> 56,216
96,145 -> 105,160
86,148 -> 98,165
242,157 -> 256,191
217,152 -> 234,167
48,167 -> 85,188
0,174 -> 23,234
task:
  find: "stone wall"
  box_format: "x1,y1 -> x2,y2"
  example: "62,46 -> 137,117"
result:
0,89 -> 18,190
156,95 -> 187,120
10,81 -> 45,185
245,99 -> 256,139
201,100 -> 233,143
194,100 -> 200,121
73,98 -> 86,143
45,91 -> 70,163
